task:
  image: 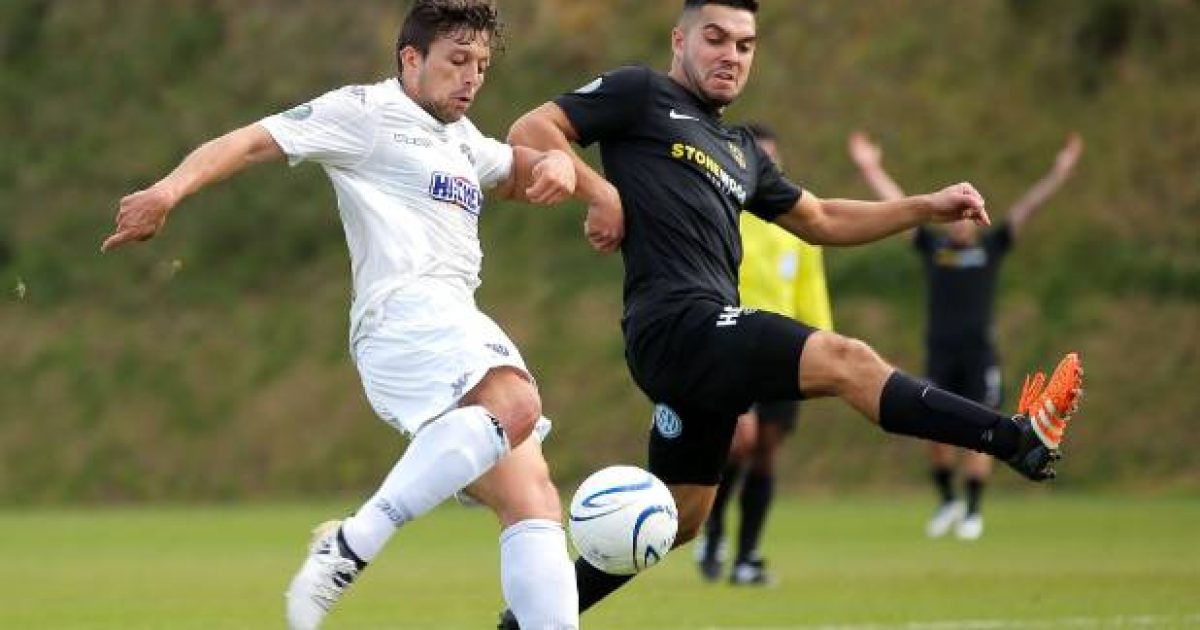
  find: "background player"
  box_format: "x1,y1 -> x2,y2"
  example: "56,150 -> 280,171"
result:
102,2 -> 581,628
849,130 -> 1084,540
697,123 -> 834,585
499,0 -> 1083,625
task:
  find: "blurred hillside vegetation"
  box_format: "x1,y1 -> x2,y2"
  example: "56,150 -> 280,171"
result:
0,0 -> 1196,503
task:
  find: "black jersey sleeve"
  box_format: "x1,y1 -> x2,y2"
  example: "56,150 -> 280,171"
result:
745,138 -> 803,222
554,66 -> 653,148
913,225 -> 934,253
984,221 -> 1014,257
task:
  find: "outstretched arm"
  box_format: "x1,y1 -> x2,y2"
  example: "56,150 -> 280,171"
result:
848,131 -> 906,202
101,124 -> 284,252
1008,133 -> 1084,237
508,102 -> 624,253
775,183 -> 989,247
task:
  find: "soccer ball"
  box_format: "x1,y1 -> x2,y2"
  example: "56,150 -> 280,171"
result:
568,465 -> 678,575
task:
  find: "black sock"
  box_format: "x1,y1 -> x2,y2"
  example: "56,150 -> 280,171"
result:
705,463 -> 741,547
879,372 -> 1020,459
932,466 -> 956,505
577,556 -> 634,613
736,471 -> 774,563
965,477 -> 985,516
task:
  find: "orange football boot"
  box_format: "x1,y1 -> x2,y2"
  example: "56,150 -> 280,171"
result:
1018,353 -> 1083,449
1005,353 -> 1084,481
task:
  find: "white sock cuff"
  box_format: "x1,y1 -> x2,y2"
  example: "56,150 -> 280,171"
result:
500,518 -> 564,544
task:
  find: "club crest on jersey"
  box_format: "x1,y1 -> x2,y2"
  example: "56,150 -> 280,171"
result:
653,404 -> 683,439
459,143 -> 476,166
430,172 -> 483,217
282,103 -> 313,121
727,142 -> 747,170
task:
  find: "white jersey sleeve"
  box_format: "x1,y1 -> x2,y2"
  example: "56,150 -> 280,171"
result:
259,86 -> 378,169
462,120 -> 513,190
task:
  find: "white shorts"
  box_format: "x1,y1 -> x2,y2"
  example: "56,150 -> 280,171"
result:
353,283 -> 533,436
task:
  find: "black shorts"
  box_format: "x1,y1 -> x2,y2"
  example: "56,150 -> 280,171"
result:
626,301 -> 815,485
752,400 -> 799,432
926,342 -> 1003,409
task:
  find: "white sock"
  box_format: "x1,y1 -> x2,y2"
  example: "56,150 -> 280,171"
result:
340,406 -> 510,562
501,519 -> 578,630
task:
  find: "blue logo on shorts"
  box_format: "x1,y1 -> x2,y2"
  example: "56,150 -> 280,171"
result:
653,404 -> 683,439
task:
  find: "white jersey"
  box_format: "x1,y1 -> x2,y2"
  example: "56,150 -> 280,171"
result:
259,78 -> 513,344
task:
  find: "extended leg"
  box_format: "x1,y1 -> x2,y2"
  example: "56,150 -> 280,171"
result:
797,332 -> 1077,480
469,438 -> 577,630
289,368 -> 538,630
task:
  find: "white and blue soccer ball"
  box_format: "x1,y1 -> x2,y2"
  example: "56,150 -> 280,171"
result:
568,465 -> 678,575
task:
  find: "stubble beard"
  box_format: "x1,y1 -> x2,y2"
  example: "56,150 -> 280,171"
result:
683,56 -> 735,108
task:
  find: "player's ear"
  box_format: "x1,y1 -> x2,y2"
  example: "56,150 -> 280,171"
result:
399,46 -> 424,77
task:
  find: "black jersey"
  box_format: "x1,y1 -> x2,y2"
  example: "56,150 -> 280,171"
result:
554,66 -> 803,337
914,223 -> 1013,347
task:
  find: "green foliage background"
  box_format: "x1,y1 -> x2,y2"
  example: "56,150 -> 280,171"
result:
1,0 -> 1197,503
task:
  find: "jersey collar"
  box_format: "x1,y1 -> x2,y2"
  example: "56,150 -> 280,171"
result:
664,72 -> 725,120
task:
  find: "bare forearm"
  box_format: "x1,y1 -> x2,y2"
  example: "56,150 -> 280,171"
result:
509,107 -> 608,203
103,124 -> 283,252
497,146 -> 574,205
820,197 -> 931,244
781,195 -> 931,246
155,124 -> 282,204
499,146 -> 540,202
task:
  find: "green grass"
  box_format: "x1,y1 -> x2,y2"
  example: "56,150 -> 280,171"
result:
1,495 -> 1197,629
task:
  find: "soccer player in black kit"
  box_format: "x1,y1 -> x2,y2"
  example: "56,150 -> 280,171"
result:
501,1 -> 1084,624
850,131 -> 1085,540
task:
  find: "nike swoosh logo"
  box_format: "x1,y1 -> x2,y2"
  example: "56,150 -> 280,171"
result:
669,109 -> 699,121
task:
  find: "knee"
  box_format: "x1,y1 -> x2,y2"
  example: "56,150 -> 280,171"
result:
835,336 -> 879,369
503,393 -> 543,445
816,334 -> 884,392
490,385 -> 543,446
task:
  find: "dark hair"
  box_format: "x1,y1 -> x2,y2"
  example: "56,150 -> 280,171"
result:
397,0 -> 502,59
746,122 -> 776,142
683,0 -> 760,13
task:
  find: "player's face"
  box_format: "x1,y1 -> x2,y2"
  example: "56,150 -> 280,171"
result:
402,30 -> 491,123
673,6 -> 757,107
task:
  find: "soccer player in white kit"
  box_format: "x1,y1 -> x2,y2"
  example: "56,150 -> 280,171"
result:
102,2 -> 580,629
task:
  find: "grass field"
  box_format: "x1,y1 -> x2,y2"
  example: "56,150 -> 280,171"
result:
2,495 -> 1197,629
